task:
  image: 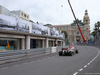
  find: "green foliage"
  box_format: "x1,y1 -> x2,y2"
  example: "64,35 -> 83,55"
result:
61,31 -> 68,38
98,30 -> 100,33
91,21 -> 100,37
95,21 -> 100,29
71,19 -> 85,26
94,21 -> 100,32
91,31 -> 96,37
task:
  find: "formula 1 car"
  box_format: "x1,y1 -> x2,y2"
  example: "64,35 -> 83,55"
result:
59,45 -> 79,56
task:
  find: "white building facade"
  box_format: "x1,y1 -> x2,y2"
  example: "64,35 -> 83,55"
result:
0,6 -> 65,51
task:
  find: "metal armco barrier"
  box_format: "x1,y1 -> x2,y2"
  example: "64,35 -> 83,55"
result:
0,46 -> 65,64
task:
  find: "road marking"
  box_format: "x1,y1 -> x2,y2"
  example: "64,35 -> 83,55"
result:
1,67 -> 8,70
73,72 -> 78,75
73,47 -> 100,75
79,68 -> 83,71
90,61 -> 92,63
92,59 -> 95,61
87,63 -> 90,65
84,65 -> 87,68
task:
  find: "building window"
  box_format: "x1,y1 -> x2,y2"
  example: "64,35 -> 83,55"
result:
60,27 -> 62,30
67,26 -> 68,30
63,26 -> 65,30
86,20 -> 88,22
82,31 -> 84,35
77,32 -> 79,34
0,39 -> 17,50
24,14 -> 26,18
57,27 -> 59,30
72,32 -> 74,36
81,27 -> 84,29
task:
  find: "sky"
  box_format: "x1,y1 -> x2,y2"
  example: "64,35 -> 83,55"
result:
0,0 -> 100,32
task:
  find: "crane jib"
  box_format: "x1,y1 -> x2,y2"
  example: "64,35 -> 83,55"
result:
68,0 -> 86,42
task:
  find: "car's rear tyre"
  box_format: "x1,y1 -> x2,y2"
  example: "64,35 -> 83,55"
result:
59,51 -> 63,56
64,51 -> 67,56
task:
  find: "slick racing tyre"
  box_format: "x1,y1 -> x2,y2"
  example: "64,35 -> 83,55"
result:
59,51 -> 63,56
69,52 -> 73,56
75,50 -> 79,54
64,51 -> 67,56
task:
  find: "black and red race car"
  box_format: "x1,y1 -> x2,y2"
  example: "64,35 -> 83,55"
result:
59,45 -> 79,56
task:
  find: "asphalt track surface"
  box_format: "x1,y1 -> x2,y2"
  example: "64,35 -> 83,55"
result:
0,46 -> 100,75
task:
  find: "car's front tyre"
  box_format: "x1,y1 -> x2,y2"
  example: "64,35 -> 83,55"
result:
69,52 -> 73,56
75,50 -> 79,54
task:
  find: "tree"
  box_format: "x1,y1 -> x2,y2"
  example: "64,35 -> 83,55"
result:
95,21 -> 100,30
91,31 -> 96,38
71,19 -> 85,26
91,21 -> 100,40
94,21 -> 100,38
61,31 -> 69,45
61,31 -> 68,39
